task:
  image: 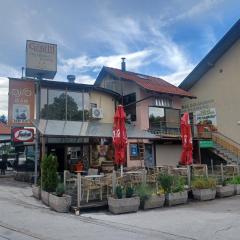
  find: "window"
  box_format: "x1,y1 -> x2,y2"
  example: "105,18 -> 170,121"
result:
124,93 -> 137,121
155,97 -> 172,107
40,88 -> 90,121
149,107 -> 180,130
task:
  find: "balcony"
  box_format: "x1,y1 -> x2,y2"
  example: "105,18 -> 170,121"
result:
148,121 -> 215,139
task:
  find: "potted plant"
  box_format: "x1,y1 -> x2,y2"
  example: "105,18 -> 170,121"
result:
49,183 -> 72,213
191,177 -> 216,201
224,176 -> 240,195
158,174 -> 188,206
32,178 -> 41,200
108,185 -> 140,214
41,154 -> 58,206
216,178 -> 235,198
136,184 -> 165,210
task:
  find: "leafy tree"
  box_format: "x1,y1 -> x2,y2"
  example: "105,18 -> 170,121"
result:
0,114 -> 7,124
41,154 -> 58,192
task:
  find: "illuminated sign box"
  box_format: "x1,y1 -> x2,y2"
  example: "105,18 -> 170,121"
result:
26,40 -> 57,79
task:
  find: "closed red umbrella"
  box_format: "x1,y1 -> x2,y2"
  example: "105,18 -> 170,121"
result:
113,105 -> 127,175
180,112 -> 193,165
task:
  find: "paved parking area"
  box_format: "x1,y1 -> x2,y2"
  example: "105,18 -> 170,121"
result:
1,177 -> 240,239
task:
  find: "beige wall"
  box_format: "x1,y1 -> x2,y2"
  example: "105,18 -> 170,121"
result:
89,91 -> 116,123
155,144 -> 182,166
183,39 -> 240,143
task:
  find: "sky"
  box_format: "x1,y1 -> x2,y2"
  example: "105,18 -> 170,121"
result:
0,0 -> 240,116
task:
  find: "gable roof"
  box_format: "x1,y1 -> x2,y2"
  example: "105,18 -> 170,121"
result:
95,66 -> 194,98
0,123 -> 11,135
179,19 -> 240,90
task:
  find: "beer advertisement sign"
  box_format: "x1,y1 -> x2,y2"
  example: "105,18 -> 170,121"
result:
8,79 -> 35,126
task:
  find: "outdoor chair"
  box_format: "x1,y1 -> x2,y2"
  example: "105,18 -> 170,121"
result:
81,177 -> 103,203
102,174 -> 113,197
87,168 -> 99,175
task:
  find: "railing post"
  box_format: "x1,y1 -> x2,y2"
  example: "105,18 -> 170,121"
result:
220,163 -> 224,184
211,159 -> 214,175
205,165 -> 208,178
187,165 -> 191,187
77,173 -> 81,210
63,170 -> 67,189
112,170 -> 116,195
142,169 -> 147,184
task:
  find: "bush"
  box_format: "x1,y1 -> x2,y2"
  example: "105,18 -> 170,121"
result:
226,176 -> 240,185
56,183 -> 65,197
41,154 -> 58,192
158,174 -> 185,193
125,185 -> 134,198
135,184 -> 153,205
115,185 -> 123,199
192,177 -> 216,189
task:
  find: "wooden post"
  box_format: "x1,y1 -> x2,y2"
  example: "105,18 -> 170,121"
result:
112,170 -> 116,195
77,173 -> 81,209
220,163 -> 224,184
187,165 -> 191,188
205,165 -> 208,178
142,169 -> 147,184
211,159 -> 214,175
63,170 -> 67,189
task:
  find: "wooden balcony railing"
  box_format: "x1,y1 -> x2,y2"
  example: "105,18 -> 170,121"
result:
148,121 -> 215,139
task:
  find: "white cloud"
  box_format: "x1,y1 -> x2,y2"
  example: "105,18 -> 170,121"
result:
0,77 -> 9,116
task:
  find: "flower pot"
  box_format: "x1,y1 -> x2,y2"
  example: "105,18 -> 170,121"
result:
143,195 -> 165,210
32,185 -> 41,200
165,191 -> 188,206
234,184 -> 240,195
216,185 -> 235,198
41,190 -> 49,206
108,196 -> 140,214
49,194 -> 72,213
192,188 -> 216,201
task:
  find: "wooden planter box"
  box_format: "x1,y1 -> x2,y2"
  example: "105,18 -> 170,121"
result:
234,184 -> 240,195
216,185 -> 235,198
49,194 -> 72,213
165,191 -> 188,206
32,185 -> 41,200
108,196 -> 140,214
143,195 -> 165,210
41,190 -> 49,206
192,189 -> 216,201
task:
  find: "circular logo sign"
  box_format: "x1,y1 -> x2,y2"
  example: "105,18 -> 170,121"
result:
14,129 -> 34,142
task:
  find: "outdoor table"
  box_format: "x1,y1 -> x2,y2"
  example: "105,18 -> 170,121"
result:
74,170 -> 87,174
125,171 -> 143,174
85,175 -> 104,179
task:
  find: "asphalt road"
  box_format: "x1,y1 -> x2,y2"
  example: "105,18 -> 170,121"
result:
1,177 -> 240,240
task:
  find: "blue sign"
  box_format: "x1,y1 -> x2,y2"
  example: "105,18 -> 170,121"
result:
130,144 -> 138,156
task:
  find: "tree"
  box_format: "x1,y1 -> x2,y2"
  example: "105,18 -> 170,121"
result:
0,114 -> 7,124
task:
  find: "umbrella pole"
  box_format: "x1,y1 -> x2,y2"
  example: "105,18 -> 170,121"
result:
120,165 -> 123,177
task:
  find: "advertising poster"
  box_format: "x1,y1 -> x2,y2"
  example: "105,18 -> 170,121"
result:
195,108 -> 217,126
8,79 -> 35,126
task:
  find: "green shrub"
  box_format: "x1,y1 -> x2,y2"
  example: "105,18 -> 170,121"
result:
56,183 -> 65,197
226,176 -> 240,185
125,185 -> 134,198
135,184 -> 153,205
41,154 -> 58,192
158,174 -> 185,193
115,185 -> 123,199
192,177 -> 216,189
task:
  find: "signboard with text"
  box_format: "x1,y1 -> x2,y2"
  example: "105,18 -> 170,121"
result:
12,128 -> 34,143
8,79 -> 35,126
26,40 -> 57,79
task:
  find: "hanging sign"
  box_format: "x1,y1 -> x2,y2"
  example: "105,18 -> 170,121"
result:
13,128 -> 34,143
8,79 -> 35,126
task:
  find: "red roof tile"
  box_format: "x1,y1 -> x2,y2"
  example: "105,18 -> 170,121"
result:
0,123 -> 11,135
105,67 -> 194,98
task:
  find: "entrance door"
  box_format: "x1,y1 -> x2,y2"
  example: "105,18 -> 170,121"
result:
144,144 -> 154,168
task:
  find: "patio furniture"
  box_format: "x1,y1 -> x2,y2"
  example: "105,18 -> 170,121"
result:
87,168 -> 99,175
81,177 -> 103,203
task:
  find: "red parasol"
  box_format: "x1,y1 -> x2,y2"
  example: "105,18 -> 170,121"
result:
180,112 -> 193,165
112,105 -> 127,170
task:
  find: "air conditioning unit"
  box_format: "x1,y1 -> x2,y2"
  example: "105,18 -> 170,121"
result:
91,107 -> 103,119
